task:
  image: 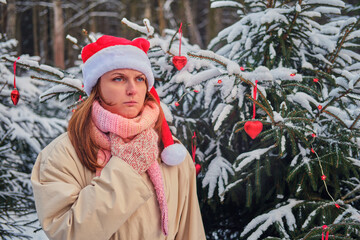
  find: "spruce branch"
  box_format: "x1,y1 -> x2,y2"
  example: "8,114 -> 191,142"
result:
282,83 -> 321,97
2,56 -> 64,79
342,186 -> 360,202
321,110 -> 349,128
327,18 -> 360,72
187,52 -> 227,67
82,29 -> 94,43
0,81 -> 6,94
31,76 -> 85,94
319,87 -> 354,117
350,114 -> 360,130
245,94 -> 275,124
283,0 -> 302,41
65,34 -> 81,49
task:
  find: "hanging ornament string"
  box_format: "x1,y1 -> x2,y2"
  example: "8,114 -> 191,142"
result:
191,131 -> 201,175
11,57 -> 21,105
191,132 -> 196,163
244,80 -> 263,139
13,57 -> 20,89
252,80 -> 258,119
322,225 -> 329,240
172,23 -> 187,71
178,22 -> 183,56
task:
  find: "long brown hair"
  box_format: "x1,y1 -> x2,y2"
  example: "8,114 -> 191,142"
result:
68,81 -> 164,172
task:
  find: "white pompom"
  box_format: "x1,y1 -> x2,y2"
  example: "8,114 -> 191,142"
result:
161,144 -> 187,166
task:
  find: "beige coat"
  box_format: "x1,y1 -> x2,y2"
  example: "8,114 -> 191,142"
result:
31,132 -> 206,240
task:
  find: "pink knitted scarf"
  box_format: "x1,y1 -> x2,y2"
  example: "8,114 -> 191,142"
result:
91,100 -> 168,235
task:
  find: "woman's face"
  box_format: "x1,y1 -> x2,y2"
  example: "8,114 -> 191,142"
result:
99,69 -> 147,118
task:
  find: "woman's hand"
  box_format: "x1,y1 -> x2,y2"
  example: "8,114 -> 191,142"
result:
109,129 -> 159,174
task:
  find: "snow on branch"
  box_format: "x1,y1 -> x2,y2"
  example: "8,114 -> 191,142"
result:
202,144 -> 235,199
210,1 -> 243,9
121,18 -> 154,37
2,56 -> 64,79
188,50 -> 242,76
240,199 -> 303,239
304,0 -> 345,8
234,145 -> 275,172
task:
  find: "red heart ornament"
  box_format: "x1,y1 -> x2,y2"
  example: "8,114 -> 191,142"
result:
11,89 -> 20,105
244,121 -> 263,139
195,164 -> 201,176
172,56 -> 187,70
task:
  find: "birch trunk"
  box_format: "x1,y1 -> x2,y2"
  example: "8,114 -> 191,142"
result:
53,0 -> 65,69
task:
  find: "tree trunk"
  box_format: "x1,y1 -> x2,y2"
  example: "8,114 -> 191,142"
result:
183,0 -> 203,48
144,0 -> 152,22
53,0 -> 65,69
157,0 -> 166,36
6,0 -> 16,39
39,6 -> 49,63
32,5 -> 39,56
206,6 -> 223,46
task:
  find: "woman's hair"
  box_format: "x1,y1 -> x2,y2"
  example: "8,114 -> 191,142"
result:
67,80 -> 164,172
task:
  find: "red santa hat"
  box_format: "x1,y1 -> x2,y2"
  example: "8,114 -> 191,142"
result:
81,35 -> 154,96
149,87 -> 187,166
82,35 -> 186,166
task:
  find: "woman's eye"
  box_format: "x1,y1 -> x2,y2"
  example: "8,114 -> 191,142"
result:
137,77 -> 145,82
113,77 -> 124,82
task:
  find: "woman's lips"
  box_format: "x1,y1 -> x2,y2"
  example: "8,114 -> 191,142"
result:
124,101 -> 137,106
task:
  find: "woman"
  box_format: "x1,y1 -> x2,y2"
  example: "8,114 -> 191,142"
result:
31,35 -> 206,240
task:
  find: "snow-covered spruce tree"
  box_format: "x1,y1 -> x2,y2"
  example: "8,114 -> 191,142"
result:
23,8 -> 359,238
200,0 -> 360,239
0,35 -> 67,239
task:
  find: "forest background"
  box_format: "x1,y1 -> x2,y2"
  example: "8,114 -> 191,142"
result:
1,0 -> 360,239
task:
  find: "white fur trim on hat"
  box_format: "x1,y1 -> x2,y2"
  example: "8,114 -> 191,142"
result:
161,143 -> 187,166
82,45 -> 154,96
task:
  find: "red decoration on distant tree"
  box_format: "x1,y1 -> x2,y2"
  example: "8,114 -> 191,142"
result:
175,102 -> 180,107
191,132 -> 201,176
318,105 -> 322,110
312,133 -> 316,138
240,66 -> 244,71
194,90 -> 199,93
172,23 -> 187,70
290,73 -> 296,77
335,204 -> 340,209
311,148 -> 315,153
313,78 -> 319,83
244,80 -> 263,139
321,175 -> 326,181
11,57 -> 21,105
217,80 -> 222,84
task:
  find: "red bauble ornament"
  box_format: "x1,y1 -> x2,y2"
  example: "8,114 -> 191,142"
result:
195,164 -> 201,176
240,66 -> 244,71
11,89 -> 20,105
172,56 -> 187,70
244,121 -> 263,139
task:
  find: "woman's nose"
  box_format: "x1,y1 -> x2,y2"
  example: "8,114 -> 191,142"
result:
126,79 -> 137,95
